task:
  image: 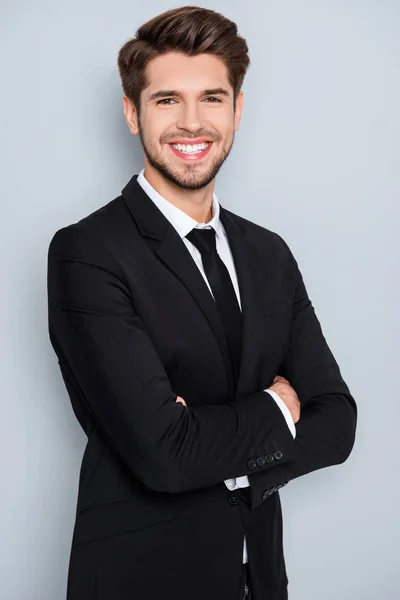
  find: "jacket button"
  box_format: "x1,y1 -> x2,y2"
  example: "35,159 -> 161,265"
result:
264,454 -> 275,464
256,456 -> 265,466
247,459 -> 257,469
228,492 -> 239,505
274,450 -> 283,460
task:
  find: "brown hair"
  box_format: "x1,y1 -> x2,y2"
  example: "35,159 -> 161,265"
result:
117,6 -> 250,117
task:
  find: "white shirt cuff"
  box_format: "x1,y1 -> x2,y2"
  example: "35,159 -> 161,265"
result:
264,389 -> 296,438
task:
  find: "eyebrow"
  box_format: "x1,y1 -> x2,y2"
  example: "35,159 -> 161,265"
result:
147,87 -> 231,102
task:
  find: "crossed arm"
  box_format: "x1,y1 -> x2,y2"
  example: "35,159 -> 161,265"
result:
177,375 -> 300,428
177,375 -> 299,491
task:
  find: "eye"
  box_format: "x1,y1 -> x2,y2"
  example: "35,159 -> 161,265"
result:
156,98 -> 176,105
204,97 -> 222,103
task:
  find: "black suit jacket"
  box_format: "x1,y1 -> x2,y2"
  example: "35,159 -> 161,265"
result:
47,174 -> 357,600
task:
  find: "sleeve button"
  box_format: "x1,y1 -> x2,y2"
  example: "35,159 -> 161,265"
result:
256,456 -> 265,466
264,454 -> 275,464
228,492 -> 239,505
247,459 -> 257,470
274,450 -> 283,460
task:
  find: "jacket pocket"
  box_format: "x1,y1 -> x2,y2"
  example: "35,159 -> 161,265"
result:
73,494 -> 177,545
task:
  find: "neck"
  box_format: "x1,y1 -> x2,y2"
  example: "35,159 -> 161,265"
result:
143,164 -> 215,224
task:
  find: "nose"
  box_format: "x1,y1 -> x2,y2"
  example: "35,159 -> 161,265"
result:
176,100 -> 203,133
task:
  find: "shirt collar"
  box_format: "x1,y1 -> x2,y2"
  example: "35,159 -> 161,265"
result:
137,168 -> 224,240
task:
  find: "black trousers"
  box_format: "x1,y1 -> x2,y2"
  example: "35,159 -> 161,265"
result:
237,486 -> 253,599
239,562 -> 252,599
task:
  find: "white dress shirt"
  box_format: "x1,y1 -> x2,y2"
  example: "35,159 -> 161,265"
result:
136,168 -> 296,563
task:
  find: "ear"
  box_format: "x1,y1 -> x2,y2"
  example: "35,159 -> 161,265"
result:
122,95 -> 140,135
233,90 -> 244,132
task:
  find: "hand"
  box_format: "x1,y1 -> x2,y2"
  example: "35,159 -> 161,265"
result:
176,395 -> 187,407
268,375 -> 301,424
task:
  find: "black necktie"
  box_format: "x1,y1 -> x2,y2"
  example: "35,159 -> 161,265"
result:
186,227 -> 243,384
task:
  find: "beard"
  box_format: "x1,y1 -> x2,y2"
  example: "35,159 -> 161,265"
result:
138,123 -> 235,191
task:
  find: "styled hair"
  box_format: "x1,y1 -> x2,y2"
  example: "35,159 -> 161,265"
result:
117,5 -> 250,117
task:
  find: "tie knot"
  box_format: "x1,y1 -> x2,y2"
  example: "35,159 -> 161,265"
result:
186,227 -> 217,255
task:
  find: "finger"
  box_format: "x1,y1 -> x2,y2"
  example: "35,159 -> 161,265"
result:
274,375 -> 289,384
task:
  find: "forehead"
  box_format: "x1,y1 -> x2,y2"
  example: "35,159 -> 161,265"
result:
143,52 -> 231,96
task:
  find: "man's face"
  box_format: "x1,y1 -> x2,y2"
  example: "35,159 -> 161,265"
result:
124,51 -> 244,191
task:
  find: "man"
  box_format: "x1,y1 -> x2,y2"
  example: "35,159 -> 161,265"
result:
47,6 -> 357,600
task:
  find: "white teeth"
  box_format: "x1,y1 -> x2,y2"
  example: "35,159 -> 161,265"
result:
172,142 -> 210,154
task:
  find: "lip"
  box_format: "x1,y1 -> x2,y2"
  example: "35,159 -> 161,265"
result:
167,137 -> 213,144
169,141 -> 213,161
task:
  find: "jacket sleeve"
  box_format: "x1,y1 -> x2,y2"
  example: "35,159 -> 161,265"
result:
248,235 -> 357,510
47,225 -> 296,494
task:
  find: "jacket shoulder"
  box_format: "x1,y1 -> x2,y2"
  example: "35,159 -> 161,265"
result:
48,194 -> 133,256
222,207 -> 295,263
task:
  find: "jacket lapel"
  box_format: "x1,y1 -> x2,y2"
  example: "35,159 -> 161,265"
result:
122,175 -> 237,396
122,175 -> 263,400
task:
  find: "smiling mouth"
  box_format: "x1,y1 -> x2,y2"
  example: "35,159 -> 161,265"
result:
168,142 -> 213,160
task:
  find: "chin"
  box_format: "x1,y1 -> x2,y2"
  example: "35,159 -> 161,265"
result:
177,169 -> 214,187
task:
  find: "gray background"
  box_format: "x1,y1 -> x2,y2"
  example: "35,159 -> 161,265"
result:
1,1 -> 399,599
